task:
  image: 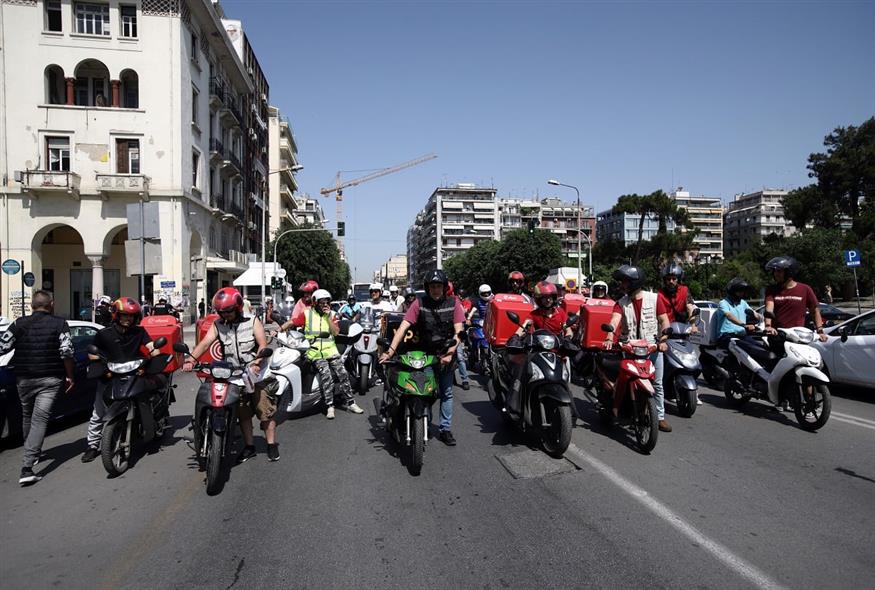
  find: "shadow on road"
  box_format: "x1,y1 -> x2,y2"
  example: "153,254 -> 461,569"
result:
835,467 -> 875,485
697,393 -> 806,429
570,394 -> 642,453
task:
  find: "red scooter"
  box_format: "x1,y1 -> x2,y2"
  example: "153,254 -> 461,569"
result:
587,323 -> 659,454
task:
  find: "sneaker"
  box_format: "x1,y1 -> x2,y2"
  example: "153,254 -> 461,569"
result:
81,447 -> 100,463
438,430 -> 457,446
462,381 -> 470,391
346,402 -> 365,414
326,406 -> 335,420
19,467 -> 41,486
267,444 -> 280,462
696,395 -> 703,406
236,445 -> 257,464
658,420 -> 673,433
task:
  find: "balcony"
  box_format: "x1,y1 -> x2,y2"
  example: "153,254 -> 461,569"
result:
209,78 -> 225,109
219,101 -> 242,128
209,138 -> 225,162
21,170 -> 81,199
280,185 -> 296,206
95,173 -> 150,200
220,152 -> 242,177
211,193 -> 226,212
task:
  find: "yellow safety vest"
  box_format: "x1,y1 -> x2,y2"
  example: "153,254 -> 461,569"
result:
304,308 -> 339,360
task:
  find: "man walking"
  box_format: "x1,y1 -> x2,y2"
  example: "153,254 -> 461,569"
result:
0,291 -> 75,485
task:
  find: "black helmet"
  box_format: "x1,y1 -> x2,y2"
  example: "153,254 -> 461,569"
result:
402,287 -> 416,298
347,294 -> 356,303
765,256 -> 800,279
423,269 -> 448,291
612,265 -> 646,291
660,262 -> 684,281
725,277 -> 750,297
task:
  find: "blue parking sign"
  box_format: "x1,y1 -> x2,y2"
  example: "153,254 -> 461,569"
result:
844,249 -> 861,267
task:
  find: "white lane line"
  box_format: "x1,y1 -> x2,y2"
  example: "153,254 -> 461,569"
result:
831,415 -> 875,432
565,444 -> 787,590
831,411 -> 875,428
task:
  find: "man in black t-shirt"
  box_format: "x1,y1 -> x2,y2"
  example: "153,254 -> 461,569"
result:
81,297 -> 161,462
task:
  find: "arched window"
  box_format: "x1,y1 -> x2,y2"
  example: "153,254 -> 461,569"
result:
44,65 -> 65,105
73,59 -> 110,106
120,69 -> 139,108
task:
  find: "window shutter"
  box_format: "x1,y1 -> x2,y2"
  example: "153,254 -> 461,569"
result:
116,139 -> 129,173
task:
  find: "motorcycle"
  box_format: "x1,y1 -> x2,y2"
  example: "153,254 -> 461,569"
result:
723,313 -> 831,431
487,311 -> 579,458
662,321 -> 702,418
87,337 -> 174,476
588,324 -> 660,454
699,344 -> 730,390
466,309 -> 491,376
378,336 -> 457,475
174,342 -> 272,495
348,316 -> 379,394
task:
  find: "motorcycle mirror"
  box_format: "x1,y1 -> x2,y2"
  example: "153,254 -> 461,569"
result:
270,311 -> 284,324
318,331 -> 332,339
689,307 -> 701,319
153,336 -> 167,349
256,348 -> 274,359
601,323 -> 614,333
565,313 -> 579,328
840,327 -> 848,343
172,342 -> 190,354
506,311 -> 521,325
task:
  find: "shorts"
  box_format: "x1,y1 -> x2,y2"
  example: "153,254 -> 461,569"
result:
238,378 -> 280,423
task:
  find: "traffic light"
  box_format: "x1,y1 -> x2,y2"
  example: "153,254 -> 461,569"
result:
271,276 -> 281,290
527,219 -> 538,234
337,221 -> 345,237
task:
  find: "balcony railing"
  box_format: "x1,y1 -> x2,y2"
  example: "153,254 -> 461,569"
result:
211,193 -> 226,211
209,78 -> 225,107
21,170 -> 81,199
228,152 -> 242,172
95,173 -> 149,199
209,138 -> 225,158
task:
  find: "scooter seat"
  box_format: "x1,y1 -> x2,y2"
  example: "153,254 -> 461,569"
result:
734,339 -> 780,369
598,354 -> 622,381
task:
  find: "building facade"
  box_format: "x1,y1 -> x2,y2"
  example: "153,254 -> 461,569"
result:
596,209 -> 676,245
267,106 -> 301,236
670,189 -> 724,261
373,254 -> 407,287
0,0 -> 271,321
292,196 -> 325,227
723,190 -> 792,257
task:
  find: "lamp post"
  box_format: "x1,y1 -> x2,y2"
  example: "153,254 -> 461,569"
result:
262,164 -> 303,307
547,179 -> 590,291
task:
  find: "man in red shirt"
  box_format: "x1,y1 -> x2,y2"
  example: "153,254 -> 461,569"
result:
763,256 -> 827,341
657,263 -> 697,326
514,281 -> 573,338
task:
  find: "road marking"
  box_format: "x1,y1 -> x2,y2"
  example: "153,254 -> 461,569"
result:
565,444 -> 786,590
830,411 -> 875,432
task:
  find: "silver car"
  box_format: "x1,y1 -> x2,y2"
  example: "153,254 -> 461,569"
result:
812,310 -> 875,389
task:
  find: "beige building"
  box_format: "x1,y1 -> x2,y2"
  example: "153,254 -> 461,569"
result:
670,189 -> 724,261
267,106 -> 301,237
723,190 -> 793,257
373,254 -> 407,287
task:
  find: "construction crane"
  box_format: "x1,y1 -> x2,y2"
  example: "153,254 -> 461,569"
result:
320,153 -> 438,238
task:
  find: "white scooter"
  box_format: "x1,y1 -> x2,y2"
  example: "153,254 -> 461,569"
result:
723,316 -> 831,431
348,315 -> 379,394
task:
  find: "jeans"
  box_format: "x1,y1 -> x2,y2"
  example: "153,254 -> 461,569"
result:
649,352 -> 666,420
18,376 -> 63,469
456,346 -> 469,383
437,367 -> 455,432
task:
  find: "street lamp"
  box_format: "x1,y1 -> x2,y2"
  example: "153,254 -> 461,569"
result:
547,179 -> 591,291
262,164 -> 304,307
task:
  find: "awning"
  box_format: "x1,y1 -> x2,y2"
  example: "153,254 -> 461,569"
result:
232,262 -> 285,287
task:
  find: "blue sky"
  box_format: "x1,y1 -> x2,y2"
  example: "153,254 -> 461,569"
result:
226,0 -> 875,282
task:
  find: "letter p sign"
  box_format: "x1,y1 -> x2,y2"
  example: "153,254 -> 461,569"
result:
844,249 -> 861,267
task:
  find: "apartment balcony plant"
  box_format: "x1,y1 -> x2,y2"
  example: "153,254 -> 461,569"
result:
20,170 -> 81,199
95,173 -> 150,199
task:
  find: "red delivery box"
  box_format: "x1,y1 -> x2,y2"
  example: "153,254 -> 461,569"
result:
196,313 -> 220,360
141,315 -> 184,373
563,293 -> 586,316
485,294 -> 533,347
580,297 -> 618,349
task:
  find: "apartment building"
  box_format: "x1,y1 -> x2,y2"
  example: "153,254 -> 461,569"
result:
373,254 -> 407,287
292,196 -> 325,227
596,210 -> 676,245
723,190 -> 793,257
0,0 -> 271,321
267,106 -> 301,236
670,188 -> 724,261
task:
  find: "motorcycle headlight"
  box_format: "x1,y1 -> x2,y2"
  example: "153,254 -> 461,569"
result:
632,345 -> 650,358
791,328 -> 815,344
107,359 -> 144,373
535,334 -> 559,351
674,349 -> 699,366
210,365 -> 232,379
404,356 -> 427,370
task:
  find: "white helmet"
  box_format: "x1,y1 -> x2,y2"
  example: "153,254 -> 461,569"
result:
478,284 -> 493,298
369,282 -> 382,291
591,281 -> 609,298
313,289 -> 331,302
99,295 -> 112,305
284,296 -> 294,304
389,285 -> 399,293
264,296 -> 273,303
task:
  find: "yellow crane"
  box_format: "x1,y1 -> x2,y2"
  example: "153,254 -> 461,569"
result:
319,153 -> 438,238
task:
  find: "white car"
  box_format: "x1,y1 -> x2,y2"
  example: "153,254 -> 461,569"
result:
812,310 -> 875,389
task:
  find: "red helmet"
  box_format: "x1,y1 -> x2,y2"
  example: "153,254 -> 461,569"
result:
508,271 -> 525,282
298,280 -> 319,293
533,281 -> 558,308
111,297 -> 141,324
446,281 -> 455,298
212,287 -> 243,313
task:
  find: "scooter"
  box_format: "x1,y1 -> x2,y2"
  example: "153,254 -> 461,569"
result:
699,345 -> 730,390
87,337 -> 174,476
723,314 -> 832,431
348,316 -> 379,394
588,324 -> 660,454
488,311 -> 579,458
466,309 -> 490,376
174,343 -> 272,495
662,321 -> 702,418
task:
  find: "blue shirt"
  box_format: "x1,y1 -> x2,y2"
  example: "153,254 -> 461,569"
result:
717,298 -> 751,336
339,303 -> 362,319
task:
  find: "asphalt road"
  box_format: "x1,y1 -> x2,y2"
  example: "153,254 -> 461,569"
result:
1,373 -> 873,590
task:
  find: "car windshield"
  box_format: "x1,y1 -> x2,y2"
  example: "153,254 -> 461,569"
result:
818,303 -> 842,314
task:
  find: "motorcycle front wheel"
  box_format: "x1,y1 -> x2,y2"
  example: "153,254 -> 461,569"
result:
409,416 -> 424,476
793,383 -> 831,431
101,418 -> 131,476
676,385 -> 697,418
541,402 -> 572,458
634,396 -> 659,454
205,429 -> 225,495
358,364 -> 370,395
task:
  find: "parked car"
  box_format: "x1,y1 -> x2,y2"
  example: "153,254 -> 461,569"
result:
694,300 -> 719,310
1,319 -> 102,443
812,310 -> 875,389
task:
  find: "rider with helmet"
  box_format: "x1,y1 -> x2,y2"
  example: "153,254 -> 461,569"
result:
283,280 -> 319,329
398,287 -> 417,313
94,295 -> 113,327
717,278 -> 761,346
339,294 -> 363,322
764,256 -> 827,342
590,281 -> 609,300
507,271 -> 532,304
514,281 -> 573,339
292,288 -> 364,419
184,288 -> 279,463
388,285 -> 404,309
365,283 -> 395,315
81,297 -> 164,463
380,270 -> 466,446
658,262 -> 697,326
604,265 -> 673,432
467,284 -> 493,323
152,297 -> 178,319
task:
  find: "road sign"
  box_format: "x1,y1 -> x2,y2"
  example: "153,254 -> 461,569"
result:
844,249 -> 861,267
22,272 -> 35,287
2,259 -> 20,275
160,280 -> 176,289
277,269 -> 287,278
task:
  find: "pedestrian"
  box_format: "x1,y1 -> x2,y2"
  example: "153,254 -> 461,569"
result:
141,297 -> 152,317
198,298 -> 205,319
242,296 -> 253,317
380,270 -> 465,445
824,284 -> 833,305
0,291 -> 75,485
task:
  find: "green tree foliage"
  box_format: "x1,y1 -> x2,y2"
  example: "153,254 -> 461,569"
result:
612,193 -> 652,262
269,221 -> 351,300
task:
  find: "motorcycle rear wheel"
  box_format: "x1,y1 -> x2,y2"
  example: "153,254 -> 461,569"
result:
409,416 -> 424,476
101,418 -> 130,477
541,402 -> 572,458
724,378 -> 751,407
205,429 -> 225,495
793,383 -> 831,431
634,397 -> 659,454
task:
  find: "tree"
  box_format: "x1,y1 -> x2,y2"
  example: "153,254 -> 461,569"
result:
269,221 -> 350,300
612,193 -> 654,263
